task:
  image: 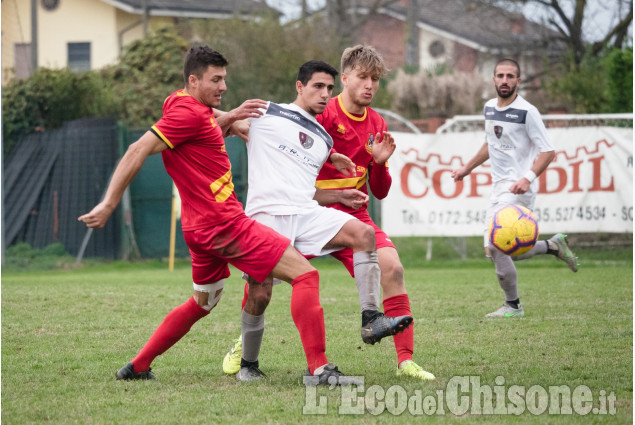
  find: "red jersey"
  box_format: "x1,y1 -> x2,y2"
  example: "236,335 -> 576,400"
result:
151,90 -> 244,231
316,95 -> 392,214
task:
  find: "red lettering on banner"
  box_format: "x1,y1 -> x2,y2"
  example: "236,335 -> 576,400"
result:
539,167 -> 567,194
589,156 -> 614,191
568,160 -> 584,193
400,138 -> 616,199
468,172 -> 492,197
432,169 -> 461,199
401,163 -> 429,198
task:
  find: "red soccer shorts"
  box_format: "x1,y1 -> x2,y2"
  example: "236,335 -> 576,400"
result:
329,209 -> 396,277
183,213 -> 290,284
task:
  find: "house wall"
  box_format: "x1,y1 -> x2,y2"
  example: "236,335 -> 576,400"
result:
1,0 -> 31,84
38,0 -> 118,70
418,27 -> 452,71
357,14 -> 405,72
1,0 -> 175,85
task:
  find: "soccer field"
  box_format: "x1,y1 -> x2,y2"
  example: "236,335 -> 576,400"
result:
2,253 -> 632,424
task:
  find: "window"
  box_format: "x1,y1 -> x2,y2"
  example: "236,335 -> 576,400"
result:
68,42 -> 90,72
14,43 -> 32,79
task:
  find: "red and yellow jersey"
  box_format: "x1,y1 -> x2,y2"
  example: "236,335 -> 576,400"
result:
316,95 -> 392,214
151,89 -> 243,231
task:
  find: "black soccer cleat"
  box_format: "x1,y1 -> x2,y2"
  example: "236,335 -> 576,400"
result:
236,359 -> 267,382
361,313 -> 413,345
303,363 -> 362,386
115,362 -> 156,380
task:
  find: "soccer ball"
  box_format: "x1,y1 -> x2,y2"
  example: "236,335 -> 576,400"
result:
488,205 -> 539,256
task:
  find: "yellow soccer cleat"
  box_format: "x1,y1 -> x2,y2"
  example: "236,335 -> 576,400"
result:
396,360 -> 435,380
222,335 -> 242,375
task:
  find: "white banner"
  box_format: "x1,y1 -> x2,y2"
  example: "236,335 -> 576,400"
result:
382,127 -> 633,236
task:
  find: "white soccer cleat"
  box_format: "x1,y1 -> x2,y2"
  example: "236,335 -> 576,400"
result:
486,303 -> 524,318
549,233 -> 578,272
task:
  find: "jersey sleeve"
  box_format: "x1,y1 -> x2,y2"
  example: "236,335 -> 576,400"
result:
526,108 -> 554,152
368,161 -> 392,199
151,103 -> 202,149
367,115 -> 391,199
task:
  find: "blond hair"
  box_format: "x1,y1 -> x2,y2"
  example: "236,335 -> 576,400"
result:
340,45 -> 389,78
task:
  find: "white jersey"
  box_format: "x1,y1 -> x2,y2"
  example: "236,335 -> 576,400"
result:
483,95 -> 554,192
245,102 -> 334,216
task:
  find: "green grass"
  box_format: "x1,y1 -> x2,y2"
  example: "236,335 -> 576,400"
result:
2,246 -> 632,424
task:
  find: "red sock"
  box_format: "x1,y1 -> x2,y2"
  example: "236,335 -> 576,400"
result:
383,293 -> 414,365
241,281 -> 249,310
290,270 -> 327,374
131,297 -> 209,372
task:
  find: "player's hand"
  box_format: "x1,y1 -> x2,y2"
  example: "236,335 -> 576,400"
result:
509,178 -> 531,194
339,189 -> 369,209
228,99 -> 268,121
78,202 -> 114,229
371,131 -> 396,165
451,167 -> 469,182
227,119 -> 250,142
330,152 -> 356,177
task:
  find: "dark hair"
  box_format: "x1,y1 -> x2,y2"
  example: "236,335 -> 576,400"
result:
183,46 -> 228,86
296,60 -> 338,86
494,58 -> 521,78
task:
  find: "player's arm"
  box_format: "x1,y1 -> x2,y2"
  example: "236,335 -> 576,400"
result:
314,188 -> 369,209
214,99 -> 268,141
368,131 -> 394,199
329,151 -> 356,176
78,131 -> 166,228
451,142 -> 489,182
509,109 -> 555,194
509,150 -> 555,194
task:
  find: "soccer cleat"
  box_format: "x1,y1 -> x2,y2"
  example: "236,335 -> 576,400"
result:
397,360 -> 435,380
361,314 -> 413,345
549,233 -> 578,272
236,364 -> 267,382
115,362 -> 156,380
304,363 -> 363,386
222,335 -> 242,375
485,303 -> 525,318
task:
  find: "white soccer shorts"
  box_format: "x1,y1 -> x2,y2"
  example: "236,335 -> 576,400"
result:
245,206 -> 357,285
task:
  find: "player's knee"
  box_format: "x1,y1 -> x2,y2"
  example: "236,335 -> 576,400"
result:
193,279 -> 225,311
353,223 -> 375,251
381,259 -> 404,286
246,276 -> 273,312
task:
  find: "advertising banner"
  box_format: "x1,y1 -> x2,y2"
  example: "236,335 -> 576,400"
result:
382,127 -> 633,236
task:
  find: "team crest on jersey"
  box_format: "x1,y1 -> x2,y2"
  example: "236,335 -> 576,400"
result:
337,123 -> 346,134
299,131 -> 314,149
494,125 -> 503,139
365,133 -> 374,154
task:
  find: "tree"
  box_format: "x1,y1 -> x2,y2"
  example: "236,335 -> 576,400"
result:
324,0 -> 398,43
499,0 -> 633,68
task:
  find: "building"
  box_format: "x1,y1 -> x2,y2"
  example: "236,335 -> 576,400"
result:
1,0 -> 278,84
331,0 -> 561,86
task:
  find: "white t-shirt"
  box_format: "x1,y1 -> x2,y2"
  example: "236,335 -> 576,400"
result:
483,95 -> 554,191
245,102 -> 334,216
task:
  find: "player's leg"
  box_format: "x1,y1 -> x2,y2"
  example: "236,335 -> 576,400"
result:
304,209 -> 412,345
486,247 -> 524,317
329,214 -> 434,380
116,230 -> 228,380
235,276 -> 273,381
513,234 -> 578,271
271,245 -> 361,385
222,283 -> 250,375
325,219 -> 381,314
376,245 -> 434,380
